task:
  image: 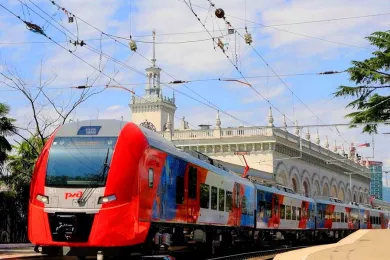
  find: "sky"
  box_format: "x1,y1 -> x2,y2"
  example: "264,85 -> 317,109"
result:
0,0 -> 390,183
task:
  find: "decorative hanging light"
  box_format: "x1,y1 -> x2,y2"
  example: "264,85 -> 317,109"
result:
129,39 -> 137,52
215,8 -> 225,19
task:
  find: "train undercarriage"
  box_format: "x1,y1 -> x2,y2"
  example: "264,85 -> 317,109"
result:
41,221 -> 357,260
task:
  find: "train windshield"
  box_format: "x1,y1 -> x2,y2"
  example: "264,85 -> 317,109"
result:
46,136 -> 117,187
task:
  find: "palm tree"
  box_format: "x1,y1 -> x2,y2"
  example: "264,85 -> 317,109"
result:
0,103 -> 16,166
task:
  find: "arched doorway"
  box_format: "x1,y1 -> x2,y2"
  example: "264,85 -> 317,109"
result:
303,181 -> 309,197
338,188 -> 345,202
313,181 -> 321,197
322,184 -> 330,197
330,185 -> 337,198
359,195 -> 363,203
276,172 -> 288,187
292,178 -> 298,193
353,193 -> 357,203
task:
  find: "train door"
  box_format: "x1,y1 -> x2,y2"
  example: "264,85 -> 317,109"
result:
187,166 -> 198,223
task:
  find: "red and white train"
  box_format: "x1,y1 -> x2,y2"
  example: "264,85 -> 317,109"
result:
28,120 -> 390,259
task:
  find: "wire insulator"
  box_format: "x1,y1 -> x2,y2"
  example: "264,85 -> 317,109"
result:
129,39 -> 137,52
244,33 -> 253,45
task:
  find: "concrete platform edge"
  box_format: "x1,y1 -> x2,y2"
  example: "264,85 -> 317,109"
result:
274,230 -> 370,260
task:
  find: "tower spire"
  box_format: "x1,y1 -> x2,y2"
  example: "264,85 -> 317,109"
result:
152,29 -> 156,67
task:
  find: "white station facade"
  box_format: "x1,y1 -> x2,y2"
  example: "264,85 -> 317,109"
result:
129,36 -> 385,208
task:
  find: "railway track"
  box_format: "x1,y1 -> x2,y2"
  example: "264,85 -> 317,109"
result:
205,246 -> 308,260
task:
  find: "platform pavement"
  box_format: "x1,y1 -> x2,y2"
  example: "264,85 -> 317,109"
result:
0,244 -> 33,249
274,229 -> 390,260
0,244 -> 41,259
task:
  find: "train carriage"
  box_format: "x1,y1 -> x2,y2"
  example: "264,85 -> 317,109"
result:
315,198 -> 360,230
27,119 -> 390,259
254,185 -> 315,230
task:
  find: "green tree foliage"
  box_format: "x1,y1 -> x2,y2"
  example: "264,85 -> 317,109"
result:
6,137 -> 44,193
333,30 -> 390,133
0,103 -> 16,166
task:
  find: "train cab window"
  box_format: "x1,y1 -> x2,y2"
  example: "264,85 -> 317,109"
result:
341,212 -> 345,223
188,167 -> 197,199
219,189 -> 225,212
292,206 -> 297,220
297,207 -> 301,221
176,177 -> 184,204
148,168 -> 154,188
211,186 -> 218,210
226,191 -> 232,212
280,205 -> 285,219
286,206 -> 292,220
200,184 -> 210,209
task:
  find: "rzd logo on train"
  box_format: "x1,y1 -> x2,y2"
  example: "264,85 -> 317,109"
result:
65,191 -> 83,199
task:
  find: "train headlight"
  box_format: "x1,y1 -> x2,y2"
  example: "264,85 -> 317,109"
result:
36,194 -> 49,204
98,195 -> 116,204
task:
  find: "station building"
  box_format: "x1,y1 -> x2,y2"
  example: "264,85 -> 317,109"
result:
129,43 -> 374,205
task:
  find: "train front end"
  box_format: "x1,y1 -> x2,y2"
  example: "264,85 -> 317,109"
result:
28,119 -> 150,251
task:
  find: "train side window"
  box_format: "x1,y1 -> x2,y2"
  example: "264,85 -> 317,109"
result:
188,167 -> 197,199
280,205 -> 285,219
292,206 -> 296,220
242,196 -> 247,215
318,209 -> 323,220
219,189 -> 225,212
370,216 -> 373,224
148,168 -> 154,188
341,212 -> 345,223
200,184 -> 210,209
310,210 -> 314,221
286,206 -> 292,220
226,191 -> 232,212
176,177 -> 184,204
297,207 -> 301,221
336,212 -> 341,223
211,186 -> 218,210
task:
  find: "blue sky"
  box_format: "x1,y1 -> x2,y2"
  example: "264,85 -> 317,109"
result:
1,0 -> 390,176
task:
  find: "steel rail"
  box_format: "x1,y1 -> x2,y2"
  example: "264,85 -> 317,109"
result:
206,246 -> 308,260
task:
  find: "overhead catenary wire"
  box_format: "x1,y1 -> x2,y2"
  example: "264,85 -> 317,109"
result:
204,1 -> 354,147
43,0 -> 257,127
180,0 -> 375,50
0,2 -> 200,130
183,0 -> 296,125
1,2 -> 251,129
